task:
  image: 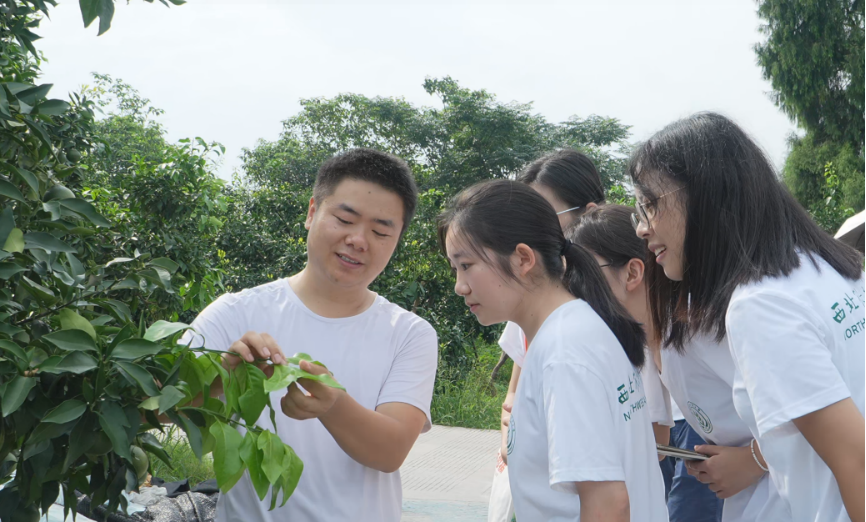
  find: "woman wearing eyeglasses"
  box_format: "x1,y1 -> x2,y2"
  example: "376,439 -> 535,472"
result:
568,205 -> 724,522
631,112 -> 864,522
489,149 -> 605,522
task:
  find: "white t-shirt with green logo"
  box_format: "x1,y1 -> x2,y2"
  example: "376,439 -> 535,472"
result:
660,335 -> 789,521
506,300 -> 668,521
727,255 -> 865,522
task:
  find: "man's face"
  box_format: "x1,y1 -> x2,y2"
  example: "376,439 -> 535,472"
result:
305,179 -> 404,291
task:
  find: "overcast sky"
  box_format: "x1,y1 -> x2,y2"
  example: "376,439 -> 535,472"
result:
37,0 -> 798,180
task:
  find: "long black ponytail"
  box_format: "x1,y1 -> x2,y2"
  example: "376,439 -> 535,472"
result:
438,180 -> 646,368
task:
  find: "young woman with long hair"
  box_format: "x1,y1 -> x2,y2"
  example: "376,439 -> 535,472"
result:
569,205 -> 724,522
630,112 -> 864,522
440,180 -> 667,522
497,149 -> 606,460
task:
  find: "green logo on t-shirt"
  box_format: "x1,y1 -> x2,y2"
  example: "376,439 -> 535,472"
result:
506,413 -> 516,456
688,401 -> 713,434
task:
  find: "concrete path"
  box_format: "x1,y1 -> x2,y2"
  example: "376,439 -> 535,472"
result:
401,425 -> 501,521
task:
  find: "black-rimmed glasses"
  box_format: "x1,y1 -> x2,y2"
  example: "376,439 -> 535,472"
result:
631,187 -> 685,230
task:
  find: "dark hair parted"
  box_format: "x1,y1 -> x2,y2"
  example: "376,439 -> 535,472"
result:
568,205 -> 647,268
313,148 -> 418,235
629,112 -> 863,351
437,180 -> 646,367
517,149 -> 605,209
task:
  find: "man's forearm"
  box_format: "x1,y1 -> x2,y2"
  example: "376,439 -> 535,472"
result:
319,393 -> 421,473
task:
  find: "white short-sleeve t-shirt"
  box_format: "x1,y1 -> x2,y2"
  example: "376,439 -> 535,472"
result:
506,300 -> 668,522
498,321 -> 527,368
660,335 -> 789,522
641,350 -> 674,426
181,279 -> 439,522
727,255 -> 865,522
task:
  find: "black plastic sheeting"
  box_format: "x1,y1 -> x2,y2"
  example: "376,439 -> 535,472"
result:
75,480 -> 219,522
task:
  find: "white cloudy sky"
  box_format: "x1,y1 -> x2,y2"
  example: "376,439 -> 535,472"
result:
36,0 -> 798,180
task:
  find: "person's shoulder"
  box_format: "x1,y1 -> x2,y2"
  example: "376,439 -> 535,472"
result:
374,295 -> 437,337
212,279 -> 290,309
732,253 -> 862,305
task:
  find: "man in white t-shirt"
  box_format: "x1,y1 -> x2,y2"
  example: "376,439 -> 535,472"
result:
182,149 -> 438,522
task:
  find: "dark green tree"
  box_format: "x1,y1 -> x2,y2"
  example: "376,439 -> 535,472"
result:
755,0 -> 864,150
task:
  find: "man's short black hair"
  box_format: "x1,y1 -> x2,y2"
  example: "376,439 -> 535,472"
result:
313,148 -> 418,235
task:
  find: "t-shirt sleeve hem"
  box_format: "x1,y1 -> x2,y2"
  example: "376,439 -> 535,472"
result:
550,467 -> 625,489
756,384 -> 851,436
376,397 -> 433,433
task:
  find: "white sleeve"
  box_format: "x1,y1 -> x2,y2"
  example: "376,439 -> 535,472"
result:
543,362 -> 624,492
376,320 -> 439,433
179,293 -> 240,353
641,350 -> 673,426
498,321 -> 526,368
727,291 -> 851,437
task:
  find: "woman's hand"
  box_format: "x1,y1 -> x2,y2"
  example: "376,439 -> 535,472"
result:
685,444 -> 766,499
500,402 -> 512,463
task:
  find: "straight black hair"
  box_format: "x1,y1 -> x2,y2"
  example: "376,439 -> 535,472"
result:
517,149 -> 605,209
629,112 -> 863,351
314,148 -> 418,235
568,205 -> 647,268
437,180 -> 646,367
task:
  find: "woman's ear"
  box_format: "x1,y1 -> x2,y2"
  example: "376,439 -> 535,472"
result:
625,258 -> 645,292
585,201 -> 599,211
513,243 -> 537,278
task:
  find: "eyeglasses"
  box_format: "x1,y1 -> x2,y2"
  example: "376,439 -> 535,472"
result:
630,187 -> 684,230
556,206 -> 582,216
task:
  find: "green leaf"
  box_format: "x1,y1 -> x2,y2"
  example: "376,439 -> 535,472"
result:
35,99 -> 70,116
27,419 -> 76,445
0,163 -> 39,197
79,0 -> 99,27
139,396 -> 160,410
105,257 -> 134,267
148,257 -> 179,274
143,320 -> 191,342
98,401 -> 131,462
110,338 -> 163,360
58,308 -> 97,340
64,413 -> 97,470
257,430 -> 285,485
24,232 -> 75,253
97,299 -> 132,324
278,445 -> 304,506
58,199 -> 111,227
0,339 -> 27,363
0,180 -> 25,203
2,227 -> 22,253
238,365 -> 268,425
209,421 -> 245,492
168,411 -> 202,460
264,363 -> 345,394
157,384 -> 186,415
96,0 -> 115,35
15,84 -> 52,106
21,275 -> 56,303
1,375 -> 35,417
115,361 -> 160,396
0,262 -> 25,279
239,431 -> 269,500
42,399 -> 86,424
0,85 -> 8,116
139,432 -> 172,469
40,351 -> 98,374
41,329 -> 97,352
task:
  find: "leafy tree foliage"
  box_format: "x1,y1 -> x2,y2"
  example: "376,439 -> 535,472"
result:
755,0 -> 864,151
234,78 -> 633,368
754,0 -> 864,230
0,2 -> 329,519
